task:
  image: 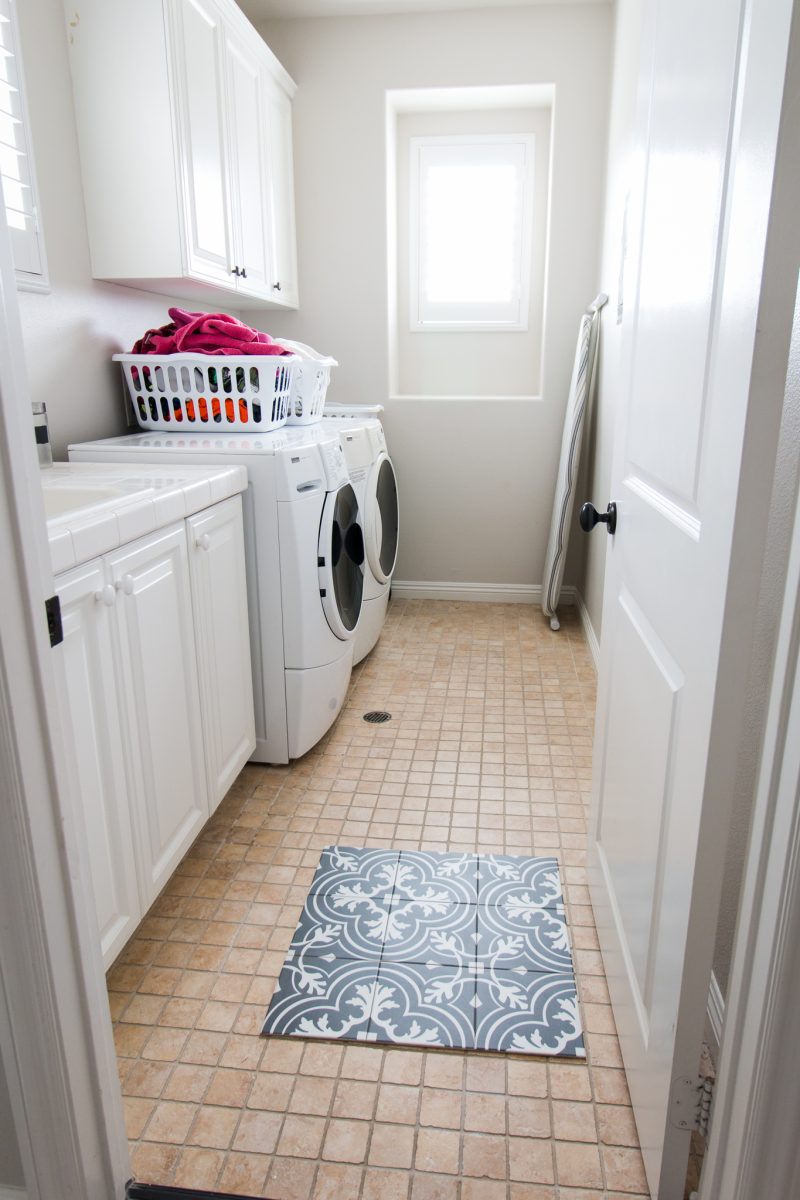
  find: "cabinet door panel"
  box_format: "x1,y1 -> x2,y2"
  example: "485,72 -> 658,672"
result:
226,33 -> 271,299
264,79 -> 299,307
188,497 -> 255,808
170,0 -> 233,283
56,560 -> 141,968
108,524 -> 208,906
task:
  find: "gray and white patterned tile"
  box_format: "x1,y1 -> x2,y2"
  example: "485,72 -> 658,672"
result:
285,892 -> 391,963
368,960 -> 477,1049
262,955 -> 380,1041
477,854 -> 563,909
381,898 -> 477,966
473,967 -> 585,1058
394,850 -> 480,905
476,899 -> 572,973
264,849 -> 584,1059
309,845 -> 401,897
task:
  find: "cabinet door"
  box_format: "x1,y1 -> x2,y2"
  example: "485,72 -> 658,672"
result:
108,523 -> 208,907
225,31 -> 272,300
55,560 -> 141,968
169,0 -> 235,285
187,497 -> 255,809
264,76 -> 299,308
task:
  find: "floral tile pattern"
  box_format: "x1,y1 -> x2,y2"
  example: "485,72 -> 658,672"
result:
473,968 -> 583,1055
264,956 -> 380,1040
263,847 -> 585,1058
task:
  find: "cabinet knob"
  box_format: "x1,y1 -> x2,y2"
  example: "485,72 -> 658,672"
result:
196,533 -> 211,552
115,574 -> 135,596
272,281 -> 281,292
94,584 -> 116,607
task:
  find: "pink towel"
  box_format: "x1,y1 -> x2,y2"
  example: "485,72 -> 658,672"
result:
132,308 -> 290,356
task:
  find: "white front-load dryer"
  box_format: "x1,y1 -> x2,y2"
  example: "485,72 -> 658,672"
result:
323,410 -> 399,663
68,427 -> 364,763
274,436 -> 365,756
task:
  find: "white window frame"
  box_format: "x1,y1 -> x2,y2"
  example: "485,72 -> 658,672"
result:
409,133 -> 534,333
0,0 -> 48,292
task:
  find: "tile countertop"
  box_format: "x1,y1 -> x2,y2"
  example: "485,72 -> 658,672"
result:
43,462 -> 248,575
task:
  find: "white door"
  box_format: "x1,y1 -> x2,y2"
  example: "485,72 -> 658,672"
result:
263,77 -> 299,307
225,31 -> 271,300
588,0 -> 795,1196
187,498 -> 256,810
55,559 -> 142,968
170,0 -> 234,285
108,523 -> 208,907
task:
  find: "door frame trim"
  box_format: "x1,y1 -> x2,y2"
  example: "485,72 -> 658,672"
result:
0,202 -> 129,1197
699,357 -> 800,1198
700,5 -> 800,1194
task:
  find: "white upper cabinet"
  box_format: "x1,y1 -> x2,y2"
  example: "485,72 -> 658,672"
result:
65,0 -> 298,309
171,0 -> 233,286
264,77 -> 299,308
225,24 -> 272,300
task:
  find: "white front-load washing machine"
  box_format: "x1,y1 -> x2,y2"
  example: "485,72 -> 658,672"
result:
68,428 -> 364,763
323,408 -> 399,663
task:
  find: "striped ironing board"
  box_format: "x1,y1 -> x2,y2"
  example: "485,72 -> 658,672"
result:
541,294 -> 607,630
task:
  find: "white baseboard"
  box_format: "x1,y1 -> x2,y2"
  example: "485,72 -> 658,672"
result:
707,970 -> 725,1053
391,580 -> 543,604
574,590 -> 601,669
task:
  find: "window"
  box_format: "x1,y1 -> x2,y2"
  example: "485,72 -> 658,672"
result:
0,0 -> 47,290
409,134 -> 534,331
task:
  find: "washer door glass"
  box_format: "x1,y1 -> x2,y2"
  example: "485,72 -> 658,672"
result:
319,482 -> 364,639
367,454 -> 399,584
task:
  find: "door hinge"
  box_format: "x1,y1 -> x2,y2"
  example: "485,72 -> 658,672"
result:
45,595 -> 63,647
669,1075 -> 714,1138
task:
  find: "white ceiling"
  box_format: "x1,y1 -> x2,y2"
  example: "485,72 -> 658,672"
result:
240,0 -> 609,22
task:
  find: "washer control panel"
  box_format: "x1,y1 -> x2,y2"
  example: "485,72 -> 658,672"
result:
320,439 -> 349,490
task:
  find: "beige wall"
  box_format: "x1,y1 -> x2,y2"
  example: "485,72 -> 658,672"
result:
255,4 -> 613,588
15,0 -> 228,461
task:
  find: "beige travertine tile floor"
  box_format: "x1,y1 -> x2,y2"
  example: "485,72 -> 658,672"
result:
109,600 -> 651,1199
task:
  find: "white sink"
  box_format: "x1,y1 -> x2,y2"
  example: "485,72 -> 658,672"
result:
42,483 -> 141,520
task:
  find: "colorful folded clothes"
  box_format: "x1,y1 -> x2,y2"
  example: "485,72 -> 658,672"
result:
132,307 -> 291,356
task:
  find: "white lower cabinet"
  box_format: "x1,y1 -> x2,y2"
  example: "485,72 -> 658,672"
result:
188,497 -> 255,810
56,560 -> 142,968
108,522 -> 209,910
56,498 -> 254,968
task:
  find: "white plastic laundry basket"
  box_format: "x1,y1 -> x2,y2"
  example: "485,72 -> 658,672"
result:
114,352 -> 297,433
276,339 -> 338,425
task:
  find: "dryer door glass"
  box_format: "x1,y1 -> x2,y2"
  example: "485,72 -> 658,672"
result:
367,456 -> 399,583
319,482 -> 364,638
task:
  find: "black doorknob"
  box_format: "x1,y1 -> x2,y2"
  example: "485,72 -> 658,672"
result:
580,501 -> 617,535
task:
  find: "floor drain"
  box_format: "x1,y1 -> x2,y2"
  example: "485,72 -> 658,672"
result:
364,710 -> 392,724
